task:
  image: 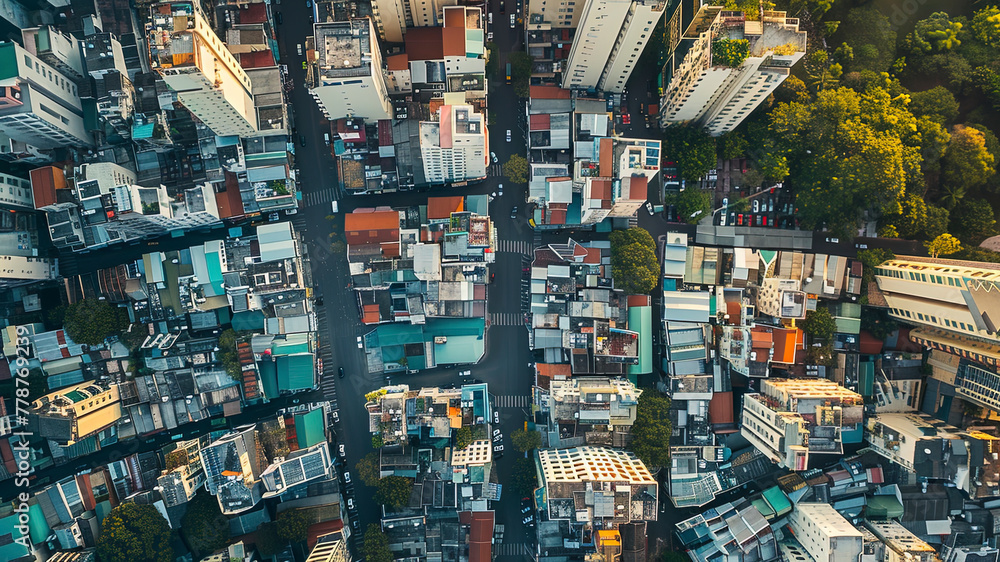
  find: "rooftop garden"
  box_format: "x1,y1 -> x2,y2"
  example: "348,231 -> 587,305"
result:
713,38 -> 750,67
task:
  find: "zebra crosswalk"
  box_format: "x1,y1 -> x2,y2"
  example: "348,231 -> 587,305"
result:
496,239 -> 533,254
495,543 -> 532,557
487,164 -> 503,177
494,395 -> 531,408
302,187 -> 339,208
489,312 -> 523,326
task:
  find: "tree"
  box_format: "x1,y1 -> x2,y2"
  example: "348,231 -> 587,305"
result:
508,52 -> 533,98
503,154 -> 529,184
511,457 -> 538,496
972,6 -> 1000,48
858,248 -> 895,297
941,125 -> 996,204
953,246 -> 1000,263
926,233 -> 962,258
63,298 -> 128,346
769,87 -> 923,236
356,452 -> 381,487
97,503 -> 173,562
911,52 -> 973,91
802,308 -> 837,342
950,199 -> 997,245
217,329 -> 241,381
628,391 -> 672,470
372,434 -> 384,449
911,12 -> 962,52
908,86 -> 959,124
609,228 -> 660,295
165,449 -> 189,471
774,75 -> 809,103
840,7 -> 896,73
717,131 -> 748,160
511,429 -> 542,453
455,426 -> 473,450
890,193 -> 928,239
255,522 -> 283,558
485,42 -> 499,78
364,523 -> 394,562
925,204 -> 951,240
180,492 -> 229,558
662,126 -> 716,182
277,509 -> 310,544
375,476 -> 413,509
917,116 -> 951,176
862,308 -> 899,341
676,188 -> 712,224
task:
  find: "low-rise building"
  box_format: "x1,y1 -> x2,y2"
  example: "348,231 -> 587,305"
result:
787,503 -> 863,562
537,377 -> 642,448
28,382 -> 122,446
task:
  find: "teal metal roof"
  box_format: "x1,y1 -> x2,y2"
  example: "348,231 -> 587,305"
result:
258,359 -> 278,399
232,310 -> 265,331
271,333 -> 310,355
28,503 -> 50,544
132,122 -> 155,139
0,513 -> 32,560
627,305 -> 652,377
295,408 -> 325,449
859,360 -> 875,397
762,486 -> 792,517
276,353 -> 315,392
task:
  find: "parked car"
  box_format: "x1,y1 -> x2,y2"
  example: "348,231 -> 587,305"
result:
826,237 -> 840,243
493,445 -> 504,452
510,206 -> 518,219
332,411 -> 340,423
297,43 -> 303,56
298,134 -> 306,147
498,183 -> 503,197
338,367 -> 345,379
493,429 -> 501,437
493,410 -> 499,424
645,201 -> 654,215
459,370 -> 471,377
339,444 -> 346,457
275,12 -> 283,24
522,516 -> 534,525
344,471 -> 352,484
510,13 -> 515,28
491,151 -> 498,163
506,129 -> 511,142
356,336 -> 363,349
347,498 -> 356,511
752,199 -> 760,213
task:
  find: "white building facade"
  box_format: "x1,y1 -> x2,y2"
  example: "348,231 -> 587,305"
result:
419,104 -> 487,184
308,19 -> 392,121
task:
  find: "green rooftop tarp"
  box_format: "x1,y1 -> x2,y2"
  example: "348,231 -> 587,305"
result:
865,495 -> 904,519
295,408 -> 325,449
258,359 -> 278,399
232,310 -> 266,331
28,503 -> 50,544
628,305 -> 653,379
271,333 -> 310,355
762,486 -> 792,517
276,353 -> 315,392
859,360 -> 875,397
752,498 -> 775,519
0,513 -> 31,561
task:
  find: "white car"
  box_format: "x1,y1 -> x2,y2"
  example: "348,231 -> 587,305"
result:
459,370 -> 471,377
498,183 -> 503,197
491,151 -> 498,163
493,410 -> 499,424
347,498 -> 356,511
339,444 -> 346,457
488,12 -> 493,24
493,429 -> 501,438
332,410 -> 340,423
645,201 -> 654,215
344,471 -> 351,484
493,444 -> 504,452
356,336 -> 363,348
510,13 -> 515,28
297,43 -> 303,56
753,199 -> 760,213
722,197 -> 728,208
506,130 -> 511,142
826,237 -> 840,244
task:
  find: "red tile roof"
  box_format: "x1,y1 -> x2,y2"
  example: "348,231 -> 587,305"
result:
216,173 -> 245,219
405,27 -> 445,61
387,53 -> 409,71
537,363 -> 571,378
627,175 -> 648,201
709,391 -> 737,433
599,138 -> 613,177
547,203 -> 567,225
627,295 -> 650,307
529,114 -> 550,131
362,304 -> 381,324
239,50 -> 275,68
584,247 -> 602,264
345,211 -> 400,245
444,6 -> 466,27
859,330 -> 883,355
467,511 -> 494,562
29,166 -> 67,209
530,85 -> 571,99
240,3 -> 268,23
590,179 -> 612,199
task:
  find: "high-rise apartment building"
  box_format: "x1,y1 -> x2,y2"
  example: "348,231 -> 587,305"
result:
660,7 -> 806,135
370,0 -> 459,43
307,19 -> 392,121
147,1 -> 259,136
260,442 -> 332,496
527,0 -> 587,28
419,103 -> 487,184
0,42 -> 93,148
563,0 -> 666,93
788,503 -> 863,562
741,378 -> 863,470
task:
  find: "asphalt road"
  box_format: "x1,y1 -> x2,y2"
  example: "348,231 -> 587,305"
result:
274,0 -> 535,548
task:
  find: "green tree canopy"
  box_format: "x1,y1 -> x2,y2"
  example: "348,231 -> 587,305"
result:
503,154 -> 529,184
63,298 -> 129,346
917,116 -> 951,176
675,188 -> 712,224
839,7 -> 897,73
926,233 -> 963,258
717,131 -> 748,160
628,390 -> 672,470
97,503 -> 172,562
356,452 -> 381,487
508,52 -> 533,98
218,329 -> 241,381
802,307 -> 837,342
925,204 -> 951,240
455,426 -> 473,450
769,87 -> 923,237
375,476 -> 414,509
908,86 -> 960,124
911,12 -> 963,52
972,6 -> 1000,48
277,509 -> 310,544
511,429 -> 542,453
180,493 -> 229,558
858,248 -> 895,297
890,192 -> 928,239
609,228 -> 660,295
941,125 -> 996,205
950,198 -> 997,245
662,126 -> 717,182
511,457 -> 538,496
364,523 -> 394,562
255,522 -> 284,558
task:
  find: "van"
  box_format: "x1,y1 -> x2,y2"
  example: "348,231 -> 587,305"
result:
331,201 -> 339,214
324,132 -> 330,145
